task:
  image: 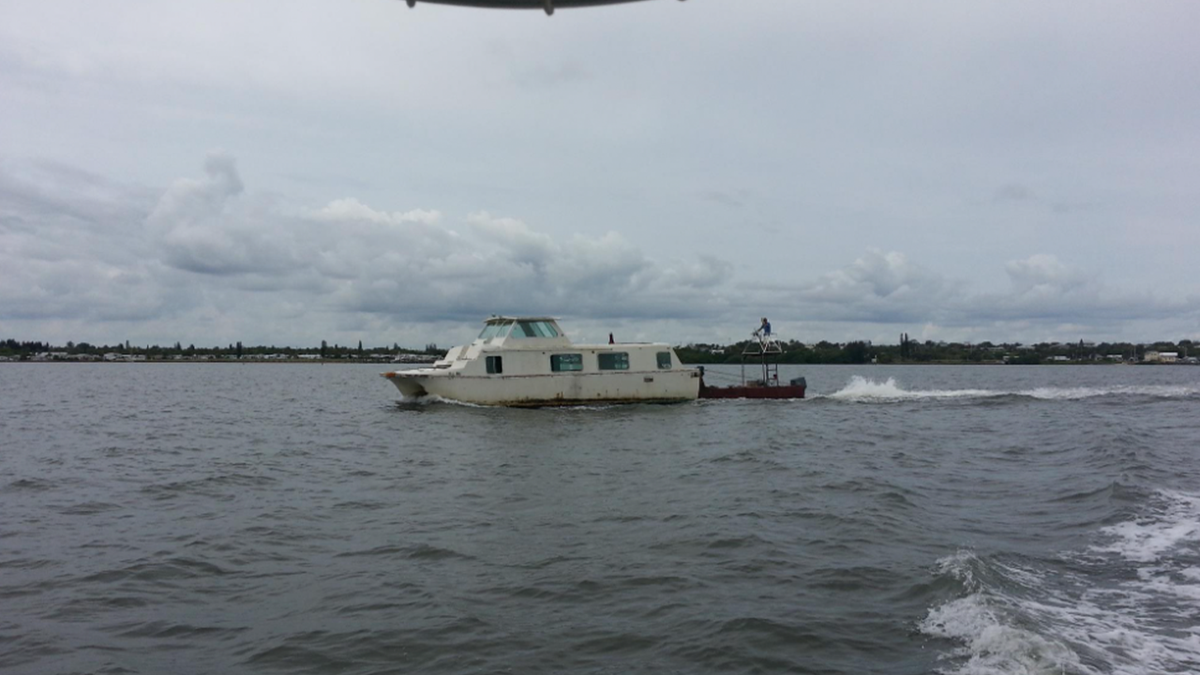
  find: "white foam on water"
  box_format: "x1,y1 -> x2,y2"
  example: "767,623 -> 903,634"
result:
825,376 -> 1000,402
399,394 -> 485,408
1021,385 -> 1200,401
924,492 -> 1200,675
921,592 -> 1083,675
1092,491 -> 1200,563
824,378 -> 1200,404
922,551 -> 1084,675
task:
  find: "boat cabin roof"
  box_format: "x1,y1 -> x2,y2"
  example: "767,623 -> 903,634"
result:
475,316 -> 567,343
483,315 -> 557,324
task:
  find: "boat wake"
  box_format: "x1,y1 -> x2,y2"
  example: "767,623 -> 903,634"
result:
393,394 -> 486,409
825,377 -> 998,402
824,376 -> 1200,404
394,397 -> 625,411
921,490 -> 1200,675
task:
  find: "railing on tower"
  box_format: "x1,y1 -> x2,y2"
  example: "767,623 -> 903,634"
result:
741,332 -> 783,386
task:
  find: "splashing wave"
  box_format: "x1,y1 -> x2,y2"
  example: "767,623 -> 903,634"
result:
921,491 -> 1200,675
824,376 -> 1200,404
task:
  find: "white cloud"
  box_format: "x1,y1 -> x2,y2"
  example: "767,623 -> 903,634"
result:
466,211 -> 557,271
308,198 -> 442,227
2,143 -> 1198,348
781,250 -> 956,324
147,152 -> 292,277
1004,254 -> 1092,298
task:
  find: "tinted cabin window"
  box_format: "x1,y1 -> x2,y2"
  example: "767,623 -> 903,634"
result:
551,354 -> 583,372
478,322 -> 511,340
656,351 -> 672,369
512,320 -> 559,338
486,356 -> 503,374
598,352 -> 629,370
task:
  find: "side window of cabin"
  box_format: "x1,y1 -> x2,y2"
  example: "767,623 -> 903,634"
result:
656,351 -> 672,369
486,356 -> 503,374
598,352 -> 629,370
550,354 -> 583,372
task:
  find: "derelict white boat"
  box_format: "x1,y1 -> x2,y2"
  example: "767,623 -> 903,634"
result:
382,316 -> 700,406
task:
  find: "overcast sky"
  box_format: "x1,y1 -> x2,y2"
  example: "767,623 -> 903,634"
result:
2,0 -> 1198,349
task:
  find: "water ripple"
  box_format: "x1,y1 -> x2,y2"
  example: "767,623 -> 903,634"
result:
2,363 -> 1199,674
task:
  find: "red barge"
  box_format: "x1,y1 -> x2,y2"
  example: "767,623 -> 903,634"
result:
697,335 -> 806,399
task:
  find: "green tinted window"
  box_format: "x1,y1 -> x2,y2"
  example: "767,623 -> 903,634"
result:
551,354 -> 583,372
513,320 -> 559,338
656,351 -> 672,369
598,352 -> 629,370
478,322 -> 512,340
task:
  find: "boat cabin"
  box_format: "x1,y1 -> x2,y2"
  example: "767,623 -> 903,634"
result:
431,316 -> 681,377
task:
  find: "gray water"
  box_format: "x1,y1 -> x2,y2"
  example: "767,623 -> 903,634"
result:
2,363 -> 1199,675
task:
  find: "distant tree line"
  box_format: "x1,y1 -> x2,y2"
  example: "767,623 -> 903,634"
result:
3,336 -> 1194,365
674,338 -> 1195,365
0,338 -> 444,360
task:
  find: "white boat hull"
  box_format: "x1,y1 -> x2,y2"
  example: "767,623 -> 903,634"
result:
385,368 -> 699,406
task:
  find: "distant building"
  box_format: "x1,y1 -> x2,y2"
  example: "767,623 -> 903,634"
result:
31,351 -> 70,361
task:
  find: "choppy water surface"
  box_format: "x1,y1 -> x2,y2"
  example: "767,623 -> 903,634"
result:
2,363 -> 1199,675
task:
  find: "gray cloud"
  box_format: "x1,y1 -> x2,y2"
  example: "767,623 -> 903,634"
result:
775,250 -> 959,324
511,61 -> 593,89
994,183 -> 1036,203
2,154 -> 1198,347
700,189 -> 748,209
148,154 -> 295,277
2,1 -> 1199,346
0,155 -> 740,341
992,182 -> 1093,215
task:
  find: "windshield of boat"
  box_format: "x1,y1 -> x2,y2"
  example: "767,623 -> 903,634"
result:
478,319 -> 559,340
510,320 -> 559,338
478,321 -> 513,340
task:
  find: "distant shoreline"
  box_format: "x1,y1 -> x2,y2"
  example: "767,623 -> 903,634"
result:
4,359 -> 1194,367
0,357 -> 425,365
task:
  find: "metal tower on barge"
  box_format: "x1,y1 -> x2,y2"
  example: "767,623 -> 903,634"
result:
698,334 -> 807,399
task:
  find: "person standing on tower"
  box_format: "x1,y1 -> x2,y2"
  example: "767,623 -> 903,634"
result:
754,317 -> 772,340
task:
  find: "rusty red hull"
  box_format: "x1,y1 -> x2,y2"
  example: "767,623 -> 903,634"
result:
699,383 -> 806,399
